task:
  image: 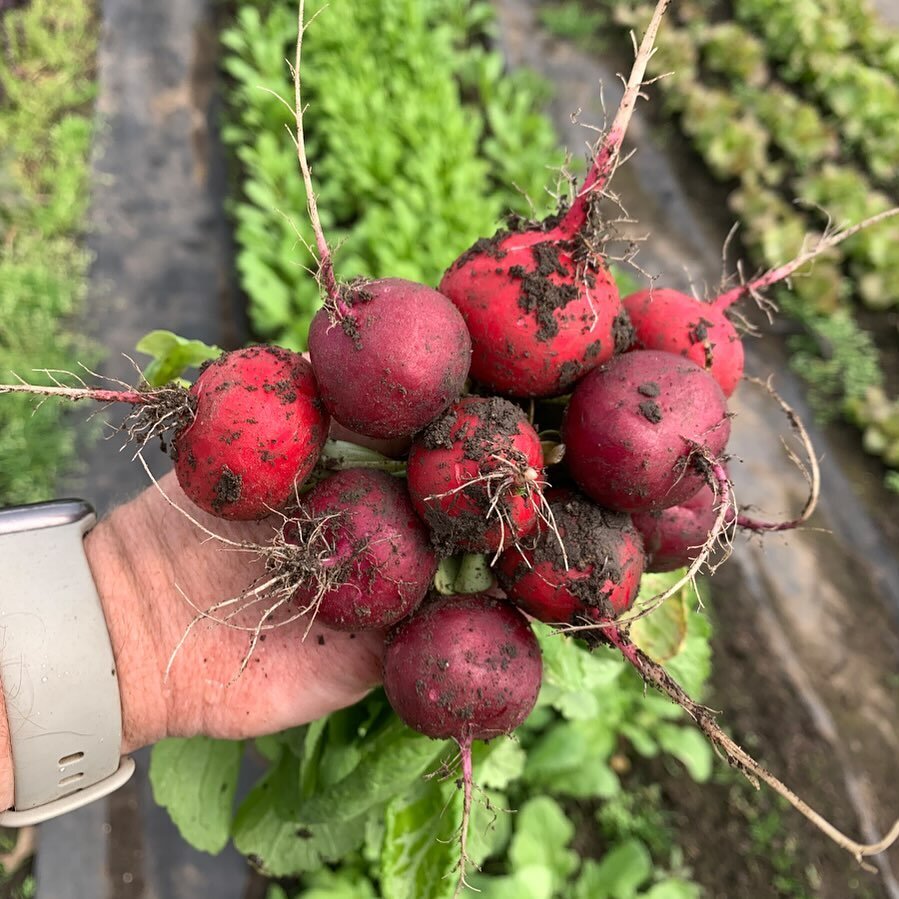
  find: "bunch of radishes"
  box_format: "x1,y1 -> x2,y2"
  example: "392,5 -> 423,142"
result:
4,0 -> 897,881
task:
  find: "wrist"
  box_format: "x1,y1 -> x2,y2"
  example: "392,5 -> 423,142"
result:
83,474 -> 275,750
0,679 -> 12,811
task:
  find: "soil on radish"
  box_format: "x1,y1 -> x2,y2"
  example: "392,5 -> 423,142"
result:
498,491 -> 643,621
410,396 -> 542,555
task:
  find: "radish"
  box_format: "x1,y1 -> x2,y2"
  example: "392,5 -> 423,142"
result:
496,490 -> 645,623
563,349 -> 731,514
308,278 -> 471,439
406,396 -> 545,555
289,468 -> 437,630
438,0 -> 671,397
283,4 -> 471,440
631,483 -> 719,572
383,593 -> 542,885
624,288 -> 745,397
624,208 -> 899,397
173,346 -> 329,519
0,345 -> 330,520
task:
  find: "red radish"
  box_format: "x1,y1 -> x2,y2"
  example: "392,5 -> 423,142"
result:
406,396 -> 545,555
439,229 -> 625,397
290,468 -> 437,630
172,346 -> 329,519
384,594 -> 542,743
438,1 -> 670,397
563,350 -> 731,514
624,208 -> 899,397
496,490 -> 645,623
632,482 -> 719,572
624,289 -> 744,397
383,593 -> 542,882
0,346 -> 330,520
308,278 -> 472,439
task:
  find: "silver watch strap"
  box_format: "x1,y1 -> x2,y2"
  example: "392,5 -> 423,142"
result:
0,500 -> 134,826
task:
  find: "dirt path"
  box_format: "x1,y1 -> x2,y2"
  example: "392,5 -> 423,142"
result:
42,0 -> 256,897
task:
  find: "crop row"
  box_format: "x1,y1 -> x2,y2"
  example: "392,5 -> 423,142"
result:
0,0 -> 98,503
221,0 -> 565,350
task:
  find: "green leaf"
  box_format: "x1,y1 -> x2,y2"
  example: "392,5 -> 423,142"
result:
231,754 -> 367,877
525,718 -> 620,798
655,724 -> 713,782
631,592 -> 688,663
573,840 -> 652,899
149,736 -> 243,854
472,738 -> 526,790
135,329 -> 221,387
642,880 -> 703,899
469,867 -> 555,899
298,719 -> 450,823
468,788 -> 513,866
380,778 -> 460,899
535,624 -> 624,720
300,868 -> 380,898
507,797 -> 578,885
665,607 -> 713,700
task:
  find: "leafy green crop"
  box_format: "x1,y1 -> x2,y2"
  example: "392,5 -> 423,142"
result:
220,0 -> 565,350
0,0 -> 99,503
152,572 -> 709,897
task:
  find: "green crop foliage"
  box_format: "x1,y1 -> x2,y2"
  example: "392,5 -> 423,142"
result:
0,0 -> 99,504
732,0 -> 899,184
221,0 -> 565,350
151,575 -> 709,897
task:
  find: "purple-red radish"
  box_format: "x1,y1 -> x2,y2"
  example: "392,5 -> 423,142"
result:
383,593 -> 542,883
383,594 -> 542,742
496,490 -> 645,623
563,349 -> 731,513
173,346 -> 329,520
632,483 -> 719,572
289,468 -> 437,630
624,208 -> 899,397
287,6 -> 471,440
406,396 -> 545,555
437,0 -> 671,398
308,278 -> 472,439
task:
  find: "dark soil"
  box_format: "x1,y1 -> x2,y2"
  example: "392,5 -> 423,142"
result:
498,491 -> 636,619
652,570 -> 892,899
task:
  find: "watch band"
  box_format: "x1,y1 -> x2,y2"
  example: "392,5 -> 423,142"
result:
0,500 -> 134,826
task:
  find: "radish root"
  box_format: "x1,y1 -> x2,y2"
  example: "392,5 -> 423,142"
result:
592,624 -> 899,871
735,376 -> 822,533
562,0 -> 671,229
714,206 -> 899,312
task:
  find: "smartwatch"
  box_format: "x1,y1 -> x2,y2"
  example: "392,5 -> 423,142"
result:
0,500 -> 135,826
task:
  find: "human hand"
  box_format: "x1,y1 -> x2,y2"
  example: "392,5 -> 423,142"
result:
84,469 -> 385,754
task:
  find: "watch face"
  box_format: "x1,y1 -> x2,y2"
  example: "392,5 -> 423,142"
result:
0,499 -> 95,535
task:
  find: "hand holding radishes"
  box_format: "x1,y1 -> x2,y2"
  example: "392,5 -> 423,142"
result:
0,468 -> 386,814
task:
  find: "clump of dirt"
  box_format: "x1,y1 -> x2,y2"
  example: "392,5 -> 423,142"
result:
613,308 -> 636,353
638,400 -> 663,423
416,397 -> 536,556
212,465 -> 243,512
499,492 -> 636,620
